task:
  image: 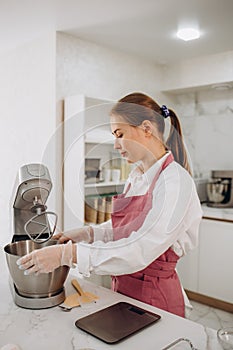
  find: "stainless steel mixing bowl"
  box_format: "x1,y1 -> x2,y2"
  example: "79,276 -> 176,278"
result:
4,240 -> 70,298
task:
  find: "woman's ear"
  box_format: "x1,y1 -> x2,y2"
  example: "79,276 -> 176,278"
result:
141,120 -> 153,136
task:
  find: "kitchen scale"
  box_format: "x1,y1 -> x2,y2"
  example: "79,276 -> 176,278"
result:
4,163 -> 69,309
75,302 -> 161,344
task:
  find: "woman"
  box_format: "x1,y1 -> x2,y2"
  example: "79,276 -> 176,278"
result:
17,92 -> 202,317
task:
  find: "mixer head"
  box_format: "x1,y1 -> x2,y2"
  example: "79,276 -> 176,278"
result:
13,163 -> 52,211
12,163 -> 57,242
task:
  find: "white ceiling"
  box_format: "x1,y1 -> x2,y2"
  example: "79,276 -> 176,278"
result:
1,0 -> 233,64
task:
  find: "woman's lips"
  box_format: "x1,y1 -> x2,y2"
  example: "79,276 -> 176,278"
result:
121,152 -> 127,157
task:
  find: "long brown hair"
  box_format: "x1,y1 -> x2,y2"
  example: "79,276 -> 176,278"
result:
111,92 -> 191,175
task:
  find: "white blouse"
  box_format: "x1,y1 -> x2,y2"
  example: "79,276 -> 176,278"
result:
76,152 -> 203,277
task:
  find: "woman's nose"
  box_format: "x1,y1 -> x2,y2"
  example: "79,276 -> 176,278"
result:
114,138 -> 121,149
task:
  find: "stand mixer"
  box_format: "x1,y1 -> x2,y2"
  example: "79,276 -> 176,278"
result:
4,163 -> 69,309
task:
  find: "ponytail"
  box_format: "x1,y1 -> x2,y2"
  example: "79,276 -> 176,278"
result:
166,109 -> 192,175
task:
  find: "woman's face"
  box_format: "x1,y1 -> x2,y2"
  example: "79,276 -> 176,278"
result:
110,114 -> 148,164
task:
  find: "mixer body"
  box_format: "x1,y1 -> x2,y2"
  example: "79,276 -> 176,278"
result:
12,163 -> 54,242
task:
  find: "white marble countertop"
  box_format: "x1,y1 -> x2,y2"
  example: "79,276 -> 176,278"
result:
0,248 -> 225,350
201,204 -> 233,222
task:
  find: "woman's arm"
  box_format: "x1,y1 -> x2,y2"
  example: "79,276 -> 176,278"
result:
77,164 -> 202,277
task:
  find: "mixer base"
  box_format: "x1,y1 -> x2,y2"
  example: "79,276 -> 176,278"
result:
12,283 -> 66,309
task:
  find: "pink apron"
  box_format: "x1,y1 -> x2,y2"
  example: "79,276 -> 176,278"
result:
111,153 -> 185,317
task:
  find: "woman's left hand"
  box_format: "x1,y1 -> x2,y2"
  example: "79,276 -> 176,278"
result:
16,241 -> 74,275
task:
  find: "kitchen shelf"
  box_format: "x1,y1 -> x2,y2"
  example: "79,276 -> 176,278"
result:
85,180 -> 125,188
161,80 -> 233,95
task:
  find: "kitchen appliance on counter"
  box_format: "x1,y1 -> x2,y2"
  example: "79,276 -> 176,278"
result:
4,163 -> 69,309
206,170 -> 233,208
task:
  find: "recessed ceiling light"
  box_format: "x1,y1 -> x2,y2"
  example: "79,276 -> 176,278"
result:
177,28 -> 200,41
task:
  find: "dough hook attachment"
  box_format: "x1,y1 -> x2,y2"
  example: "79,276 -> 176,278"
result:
24,210 -> 58,243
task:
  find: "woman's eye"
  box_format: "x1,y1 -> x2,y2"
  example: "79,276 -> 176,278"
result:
116,133 -> 123,138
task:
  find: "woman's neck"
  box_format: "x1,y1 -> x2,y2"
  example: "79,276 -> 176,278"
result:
141,146 -> 167,172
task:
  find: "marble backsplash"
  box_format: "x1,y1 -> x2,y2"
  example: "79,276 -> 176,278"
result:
173,87 -> 233,179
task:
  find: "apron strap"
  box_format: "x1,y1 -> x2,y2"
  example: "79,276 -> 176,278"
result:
148,152 -> 174,194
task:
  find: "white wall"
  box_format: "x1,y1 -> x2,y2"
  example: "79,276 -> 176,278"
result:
0,32 -> 56,246
173,88 -> 233,179
160,50 -> 233,179
56,32 -> 164,103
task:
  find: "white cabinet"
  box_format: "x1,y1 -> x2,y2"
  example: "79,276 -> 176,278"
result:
63,94 -> 126,230
198,219 -> 233,303
177,218 -> 233,304
176,246 -> 199,292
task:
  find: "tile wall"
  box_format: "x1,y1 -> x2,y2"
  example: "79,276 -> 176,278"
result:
174,87 -> 233,179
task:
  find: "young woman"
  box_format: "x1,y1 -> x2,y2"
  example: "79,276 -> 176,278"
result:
17,92 -> 202,317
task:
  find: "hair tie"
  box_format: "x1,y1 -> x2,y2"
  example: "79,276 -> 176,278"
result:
161,105 -> 170,118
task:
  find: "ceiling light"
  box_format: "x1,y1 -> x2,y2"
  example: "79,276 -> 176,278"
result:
177,28 -> 200,41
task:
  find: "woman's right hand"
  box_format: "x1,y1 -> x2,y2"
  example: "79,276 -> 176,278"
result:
53,226 -> 93,244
